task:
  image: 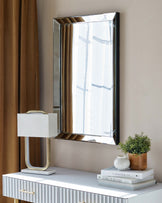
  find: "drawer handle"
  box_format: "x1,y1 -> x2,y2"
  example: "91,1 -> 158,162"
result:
19,189 -> 35,195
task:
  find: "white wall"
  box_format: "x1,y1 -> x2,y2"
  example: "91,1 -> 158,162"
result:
37,0 -> 162,181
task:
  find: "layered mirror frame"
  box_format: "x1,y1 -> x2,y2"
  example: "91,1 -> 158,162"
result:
53,12 -> 120,145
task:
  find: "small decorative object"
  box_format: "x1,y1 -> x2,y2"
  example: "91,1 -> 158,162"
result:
119,132 -> 151,170
114,155 -> 130,170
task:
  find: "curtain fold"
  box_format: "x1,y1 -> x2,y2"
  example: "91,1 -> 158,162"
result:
20,0 -> 40,170
0,0 -> 40,202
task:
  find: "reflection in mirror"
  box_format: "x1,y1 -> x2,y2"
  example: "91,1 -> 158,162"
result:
53,13 -> 119,145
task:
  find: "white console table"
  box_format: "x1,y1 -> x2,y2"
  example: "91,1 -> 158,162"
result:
3,167 -> 162,203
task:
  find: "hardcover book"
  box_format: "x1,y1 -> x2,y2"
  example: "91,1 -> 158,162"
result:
101,167 -> 154,179
98,178 -> 156,190
97,174 -> 154,184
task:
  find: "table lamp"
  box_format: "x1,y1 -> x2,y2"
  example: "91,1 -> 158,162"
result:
17,110 -> 58,175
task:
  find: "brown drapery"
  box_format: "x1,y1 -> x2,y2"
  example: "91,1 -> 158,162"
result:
0,0 -> 40,202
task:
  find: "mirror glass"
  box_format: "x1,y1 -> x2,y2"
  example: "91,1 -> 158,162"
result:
53,13 -> 119,145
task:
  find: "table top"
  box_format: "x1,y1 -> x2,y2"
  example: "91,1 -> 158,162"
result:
3,167 -> 162,199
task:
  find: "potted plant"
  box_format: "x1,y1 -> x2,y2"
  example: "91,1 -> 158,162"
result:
119,132 -> 151,170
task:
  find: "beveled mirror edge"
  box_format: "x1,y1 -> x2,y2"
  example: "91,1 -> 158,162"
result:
54,12 -> 117,24
113,12 -> 120,145
53,12 -> 120,145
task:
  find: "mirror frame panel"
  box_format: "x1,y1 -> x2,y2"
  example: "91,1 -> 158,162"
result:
53,12 -> 120,145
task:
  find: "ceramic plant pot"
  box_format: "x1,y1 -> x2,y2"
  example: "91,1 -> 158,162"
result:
128,153 -> 147,170
114,155 -> 130,170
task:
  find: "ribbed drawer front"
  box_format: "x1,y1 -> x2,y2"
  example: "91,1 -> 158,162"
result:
3,176 -> 59,203
3,176 -> 126,203
58,187 -> 126,203
3,176 -> 38,202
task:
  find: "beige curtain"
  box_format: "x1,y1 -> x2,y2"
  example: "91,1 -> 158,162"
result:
0,0 -> 40,202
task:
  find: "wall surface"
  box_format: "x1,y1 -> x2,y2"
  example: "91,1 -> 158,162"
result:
37,0 -> 162,181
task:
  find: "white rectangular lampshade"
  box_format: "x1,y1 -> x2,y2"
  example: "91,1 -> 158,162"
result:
17,113 -> 58,138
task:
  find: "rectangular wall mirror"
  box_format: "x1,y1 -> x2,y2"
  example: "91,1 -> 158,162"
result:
53,12 -> 120,145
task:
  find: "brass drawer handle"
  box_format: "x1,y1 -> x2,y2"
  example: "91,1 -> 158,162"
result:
19,189 -> 35,195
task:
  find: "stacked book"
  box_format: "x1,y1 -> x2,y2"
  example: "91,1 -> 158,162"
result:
97,167 -> 156,190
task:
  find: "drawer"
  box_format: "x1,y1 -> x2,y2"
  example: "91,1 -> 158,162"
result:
3,176 -> 38,202
3,176 -> 59,203
57,187 -> 126,203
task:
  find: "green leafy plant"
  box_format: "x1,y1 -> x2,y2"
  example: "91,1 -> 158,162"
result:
119,132 -> 151,155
